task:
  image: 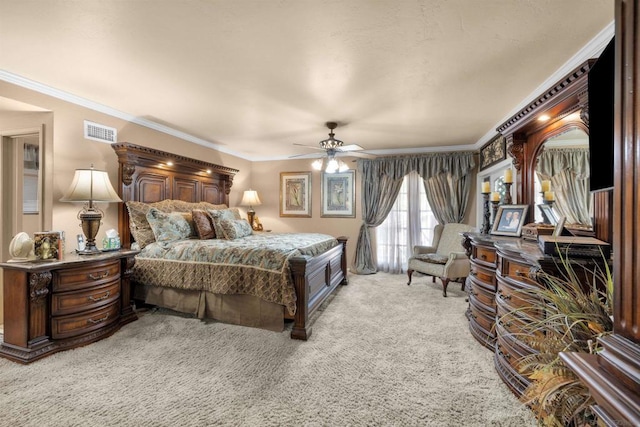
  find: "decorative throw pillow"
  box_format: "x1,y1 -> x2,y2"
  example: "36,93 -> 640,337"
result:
146,208 -> 192,243
208,209 -> 241,238
219,218 -> 253,240
126,201 -> 158,248
126,200 -> 229,248
414,253 -> 449,265
176,212 -> 198,238
192,209 -> 216,239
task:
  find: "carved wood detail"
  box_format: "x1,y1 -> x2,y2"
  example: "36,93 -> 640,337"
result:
505,133 -> 525,171
112,142 -> 238,249
122,163 -> 136,186
29,271 -> 51,303
496,61 -> 593,134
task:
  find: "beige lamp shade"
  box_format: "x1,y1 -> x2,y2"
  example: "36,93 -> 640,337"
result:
60,168 -> 122,203
240,190 -> 262,207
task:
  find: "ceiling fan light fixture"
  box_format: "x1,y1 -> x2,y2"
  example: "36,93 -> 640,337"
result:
338,161 -> 349,172
326,158 -> 339,173
311,158 -> 324,171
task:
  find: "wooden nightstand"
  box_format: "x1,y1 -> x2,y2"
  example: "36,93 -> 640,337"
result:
0,249 -> 139,363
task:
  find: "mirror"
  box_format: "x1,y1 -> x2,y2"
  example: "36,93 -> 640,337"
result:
22,135 -> 41,214
534,127 -> 591,227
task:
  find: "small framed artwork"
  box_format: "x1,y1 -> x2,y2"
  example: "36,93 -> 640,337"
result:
33,231 -> 62,260
321,170 -> 355,218
553,216 -> 567,236
537,204 -> 559,225
491,205 -> 529,237
479,135 -> 506,171
280,172 -> 312,217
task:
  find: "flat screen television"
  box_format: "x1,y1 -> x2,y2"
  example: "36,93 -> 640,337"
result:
588,36 -> 615,192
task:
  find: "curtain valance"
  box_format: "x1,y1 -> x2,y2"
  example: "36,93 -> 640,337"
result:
357,152 -> 476,181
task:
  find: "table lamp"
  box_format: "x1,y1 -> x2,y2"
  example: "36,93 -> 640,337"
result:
241,189 -> 262,230
60,165 -> 122,254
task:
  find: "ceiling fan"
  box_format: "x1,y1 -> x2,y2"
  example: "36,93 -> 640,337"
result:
290,122 -> 372,159
290,122 -> 373,172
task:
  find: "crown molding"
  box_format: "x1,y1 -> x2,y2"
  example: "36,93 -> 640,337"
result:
474,20 -> 615,149
0,70 -> 251,160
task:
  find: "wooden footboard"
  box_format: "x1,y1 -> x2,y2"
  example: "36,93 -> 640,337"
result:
289,236 -> 348,340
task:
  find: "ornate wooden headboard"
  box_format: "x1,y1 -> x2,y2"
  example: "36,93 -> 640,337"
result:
111,142 -> 239,248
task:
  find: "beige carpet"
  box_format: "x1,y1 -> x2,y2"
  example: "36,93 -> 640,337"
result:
0,273 -> 536,427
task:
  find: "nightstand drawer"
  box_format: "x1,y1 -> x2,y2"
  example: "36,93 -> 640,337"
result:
54,260 -> 120,292
51,280 -> 120,316
51,300 -> 120,339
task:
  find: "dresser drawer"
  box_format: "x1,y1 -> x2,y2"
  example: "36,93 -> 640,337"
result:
496,302 -> 527,335
51,280 -> 120,316
500,257 -> 537,286
469,261 -> 496,286
472,245 -> 496,266
51,300 -> 120,339
496,333 -> 531,372
496,277 -> 539,311
468,275 -> 496,309
469,303 -> 495,333
54,260 -> 120,292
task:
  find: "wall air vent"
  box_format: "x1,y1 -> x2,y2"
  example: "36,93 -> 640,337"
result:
84,120 -> 117,143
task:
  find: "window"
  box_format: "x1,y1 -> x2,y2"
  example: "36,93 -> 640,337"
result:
376,172 -> 438,273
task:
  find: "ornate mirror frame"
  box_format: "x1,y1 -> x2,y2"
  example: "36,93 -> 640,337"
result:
496,60 -> 593,225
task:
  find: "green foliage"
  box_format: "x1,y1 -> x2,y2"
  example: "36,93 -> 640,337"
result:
501,250 -> 613,426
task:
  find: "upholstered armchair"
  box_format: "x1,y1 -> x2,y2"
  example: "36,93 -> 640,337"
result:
407,223 -> 476,297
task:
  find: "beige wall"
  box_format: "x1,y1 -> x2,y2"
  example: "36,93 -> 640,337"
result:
249,158 -> 363,266
0,81 -> 253,250
0,80 -> 479,327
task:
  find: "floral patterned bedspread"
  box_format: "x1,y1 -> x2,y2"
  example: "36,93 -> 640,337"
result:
133,233 -> 339,315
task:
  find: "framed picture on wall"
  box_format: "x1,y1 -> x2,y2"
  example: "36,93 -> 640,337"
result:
321,170 -> 355,218
280,172 -> 312,217
479,135 -> 507,171
491,205 -> 528,237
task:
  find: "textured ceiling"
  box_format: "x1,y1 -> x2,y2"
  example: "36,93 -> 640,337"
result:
0,0 -> 613,161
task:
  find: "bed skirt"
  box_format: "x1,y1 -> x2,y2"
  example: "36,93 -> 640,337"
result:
134,285 -> 285,332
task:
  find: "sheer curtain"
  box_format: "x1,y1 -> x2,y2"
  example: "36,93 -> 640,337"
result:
377,172 -> 436,273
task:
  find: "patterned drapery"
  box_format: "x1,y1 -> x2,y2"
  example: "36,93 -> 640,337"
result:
354,152 -> 476,274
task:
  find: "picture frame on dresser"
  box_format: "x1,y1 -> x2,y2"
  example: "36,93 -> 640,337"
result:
537,203 -> 559,225
320,170 -> 355,218
491,205 -> 528,237
280,172 -> 312,217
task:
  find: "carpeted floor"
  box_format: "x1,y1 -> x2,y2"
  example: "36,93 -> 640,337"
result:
0,273 -> 536,427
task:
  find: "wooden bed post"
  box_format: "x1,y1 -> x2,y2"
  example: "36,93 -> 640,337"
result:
337,236 -> 348,285
290,256 -> 311,340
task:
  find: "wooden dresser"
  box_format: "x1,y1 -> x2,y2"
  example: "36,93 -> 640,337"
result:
0,250 -> 138,363
494,241 -> 542,397
462,233 -> 601,398
465,234 -> 501,350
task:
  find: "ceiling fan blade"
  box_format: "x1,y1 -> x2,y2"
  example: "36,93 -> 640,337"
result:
293,143 -> 325,151
337,144 -> 364,152
288,152 -> 325,159
337,151 -> 376,159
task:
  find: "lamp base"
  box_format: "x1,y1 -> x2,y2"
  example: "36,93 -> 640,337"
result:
77,243 -> 102,255
78,208 -> 103,255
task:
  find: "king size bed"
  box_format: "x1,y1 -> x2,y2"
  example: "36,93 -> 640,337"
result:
112,142 -> 348,339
